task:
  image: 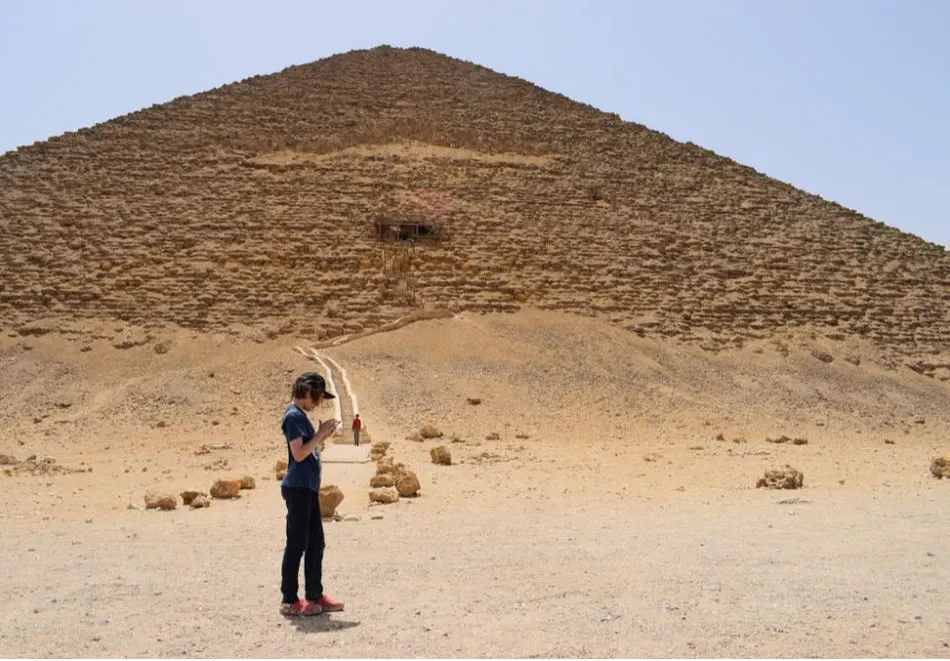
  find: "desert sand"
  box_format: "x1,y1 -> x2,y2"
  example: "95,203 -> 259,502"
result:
1,308 -> 948,658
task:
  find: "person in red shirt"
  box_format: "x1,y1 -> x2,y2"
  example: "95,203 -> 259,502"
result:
351,413 -> 362,447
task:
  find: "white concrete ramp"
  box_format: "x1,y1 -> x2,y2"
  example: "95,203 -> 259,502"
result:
320,443 -> 372,464
295,345 -> 372,447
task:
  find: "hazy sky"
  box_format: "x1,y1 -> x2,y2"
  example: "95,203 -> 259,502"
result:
1,0 -> 947,248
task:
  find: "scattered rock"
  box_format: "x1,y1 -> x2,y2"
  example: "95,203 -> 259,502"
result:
765,435 -> 808,445
4,455 -> 87,476
0,454 -> 18,465
469,450 -> 508,465
319,484 -> 344,517
144,491 -> 178,510
419,424 -> 443,439
406,431 -> 424,442
486,432 -> 500,441
112,331 -> 151,350
466,397 -> 481,405
395,470 -> 421,497
430,445 -> 452,466
369,486 -> 399,504
180,490 -> 207,505
777,497 -> 811,505
756,466 -> 804,490
239,475 -> 256,490
370,473 -> 395,488
190,495 -> 211,509
16,320 -> 57,336
202,458 -> 228,471
930,457 -> 950,479
210,479 -> 242,499
811,349 -> 834,363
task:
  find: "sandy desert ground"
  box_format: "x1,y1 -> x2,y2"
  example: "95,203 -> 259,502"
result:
1,308 -> 949,658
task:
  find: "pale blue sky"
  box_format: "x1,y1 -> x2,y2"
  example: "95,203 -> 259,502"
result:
1,0 -> 947,248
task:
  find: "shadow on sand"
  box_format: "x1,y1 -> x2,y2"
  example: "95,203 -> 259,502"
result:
288,613 -> 361,634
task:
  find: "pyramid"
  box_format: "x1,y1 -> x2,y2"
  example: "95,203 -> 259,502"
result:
1,45 -> 948,374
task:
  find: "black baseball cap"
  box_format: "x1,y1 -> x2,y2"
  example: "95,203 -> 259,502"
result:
296,372 -> 336,399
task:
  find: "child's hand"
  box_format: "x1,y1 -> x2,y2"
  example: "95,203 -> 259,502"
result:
318,419 -> 340,435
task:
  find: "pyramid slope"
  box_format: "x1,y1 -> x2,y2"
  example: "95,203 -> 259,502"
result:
1,46 -> 948,373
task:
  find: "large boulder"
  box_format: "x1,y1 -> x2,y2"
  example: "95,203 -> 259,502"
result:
370,473 -> 395,488
756,466 -> 804,490
210,479 -> 242,499
191,495 -> 211,509
430,445 -> 452,466
319,485 -> 344,517
930,456 -> 950,479
396,470 -> 421,497
180,490 -> 207,506
420,425 -> 443,439
144,491 -> 178,510
369,486 -> 399,504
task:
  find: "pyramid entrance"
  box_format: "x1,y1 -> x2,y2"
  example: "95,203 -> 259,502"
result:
374,217 -> 442,243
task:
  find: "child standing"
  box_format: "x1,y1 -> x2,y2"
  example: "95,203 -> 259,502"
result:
278,371 -> 345,616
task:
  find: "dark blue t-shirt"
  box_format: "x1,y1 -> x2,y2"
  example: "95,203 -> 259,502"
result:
280,403 -> 320,492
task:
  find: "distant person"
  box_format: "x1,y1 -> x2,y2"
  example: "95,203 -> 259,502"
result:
278,371 -> 345,617
351,413 -> 362,447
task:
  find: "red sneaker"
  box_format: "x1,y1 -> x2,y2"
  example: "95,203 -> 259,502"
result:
315,595 -> 344,612
279,599 -> 322,616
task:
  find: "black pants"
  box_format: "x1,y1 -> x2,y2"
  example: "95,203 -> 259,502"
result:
280,487 -> 324,604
